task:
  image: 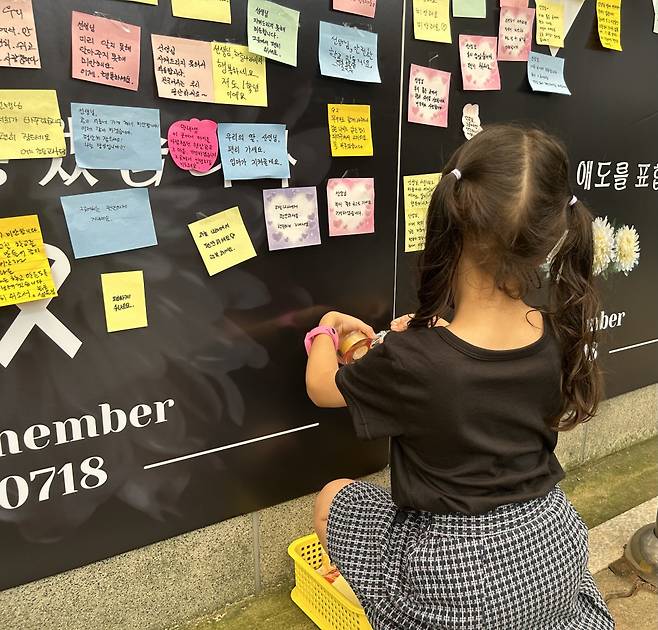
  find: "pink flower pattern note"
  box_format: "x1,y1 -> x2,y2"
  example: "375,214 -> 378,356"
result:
498,7 -> 535,61
327,178 -> 375,237
408,64 -> 451,128
333,0 -> 376,18
459,34 -> 501,91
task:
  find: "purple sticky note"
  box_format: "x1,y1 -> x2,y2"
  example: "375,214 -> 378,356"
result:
263,186 -> 321,251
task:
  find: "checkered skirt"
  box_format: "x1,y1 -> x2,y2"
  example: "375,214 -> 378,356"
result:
326,481 -> 615,630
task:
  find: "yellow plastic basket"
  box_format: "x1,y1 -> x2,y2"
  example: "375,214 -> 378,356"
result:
288,533 -> 373,630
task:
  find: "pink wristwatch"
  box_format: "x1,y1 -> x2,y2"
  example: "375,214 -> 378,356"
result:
304,325 -> 339,355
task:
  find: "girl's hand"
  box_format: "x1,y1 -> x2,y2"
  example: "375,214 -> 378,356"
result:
319,311 -> 375,339
390,314 -> 413,331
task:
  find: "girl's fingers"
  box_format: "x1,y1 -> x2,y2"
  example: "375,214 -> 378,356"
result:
390,314 -> 412,331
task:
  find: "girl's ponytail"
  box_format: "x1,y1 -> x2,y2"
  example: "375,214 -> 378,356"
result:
547,199 -> 603,430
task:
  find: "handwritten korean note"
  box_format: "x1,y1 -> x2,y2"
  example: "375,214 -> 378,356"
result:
171,0 -> 231,23
462,103 -> 482,139
408,64 -> 450,127
218,122 -> 289,180
168,119 -> 218,172
597,0 -> 622,51
263,187 -> 321,251
453,0 -> 486,18
500,0 -> 528,6
71,11 -> 140,91
413,0 -> 451,44
459,34 -> 501,91
188,206 -> 256,275
60,188 -> 157,259
654,0 -> 658,34
71,103 -> 161,171
327,104 -> 373,157
527,51 -> 570,95
212,42 -> 267,106
0,0 -> 40,68
327,178 -> 375,237
122,0 -> 158,4
247,0 -> 299,67
403,173 -> 441,252
101,271 -> 147,333
535,1 -> 564,48
318,22 -> 380,83
333,0 -> 376,18
0,89 -> 65,160
0,215 -> 56,307
498,6 -> 535,61
151,34 -> 214,103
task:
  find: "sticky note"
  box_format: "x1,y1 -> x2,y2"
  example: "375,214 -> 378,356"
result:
172,0 -> 231,23
333,0 -> 376,18
0,215 -> 57,307
459,35 -> 501,91
318,22 -> 380,83
211,42 -> 267,107
0,90 -> 65,160
151,34 -> 214,103
71,11 -> 141,91
247,0 -> 299,67
121,0 -> 158,4
101,271 -> 147,333
263,187 -> 321,251
403,173 -> 441,252
413,0 -> 451,44
168,119 -> 218,172
527,51 -> 571,95
462,103 -> 482,139
596,0 -> 622,51
327,178 -> 375,237
453,0 -> 486,18
218,123 -> 290,180
60,189 -> 158,259
188,207 -> 256,275
654,0 -> 658,34
408,64 -> 450,127
536,1 -> 564,48
327,104 -> 373,157
0,0 -> 40,68
71,103 -> 162,172
498,7 -> 535,61
500,0 -> 528,6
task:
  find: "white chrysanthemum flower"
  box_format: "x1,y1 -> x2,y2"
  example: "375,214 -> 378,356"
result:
592,216 -> 616,276
613,225 -> 640,275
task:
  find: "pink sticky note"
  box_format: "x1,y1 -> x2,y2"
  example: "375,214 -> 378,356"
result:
327,178 -> 375,237
459,34 -> 501,91
168,119 -> 218,173
71,11 -> 140,91
408,64 -> 450,128
332,0 -> 377,18
500,0 -> 528,6
498,7 -> 535,61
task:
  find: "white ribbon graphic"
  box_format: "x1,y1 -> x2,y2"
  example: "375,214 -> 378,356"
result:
0,244 -> 82,368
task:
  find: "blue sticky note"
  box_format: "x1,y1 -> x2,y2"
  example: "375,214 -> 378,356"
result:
71,103 -> 162,171
318,21 -> 381,83
60,188 -> 158,259
218,123 -> 290,181
527,52 -> 571,96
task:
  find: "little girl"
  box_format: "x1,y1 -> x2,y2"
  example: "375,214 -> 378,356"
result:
304,125 -> 615,629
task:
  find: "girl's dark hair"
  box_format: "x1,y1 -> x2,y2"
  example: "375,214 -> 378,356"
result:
408,124 -> 602,431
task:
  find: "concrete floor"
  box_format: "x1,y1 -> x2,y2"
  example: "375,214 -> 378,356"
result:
169,437 -> 658,630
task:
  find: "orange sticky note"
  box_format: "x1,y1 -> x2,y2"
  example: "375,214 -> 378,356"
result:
71,11 -> 141,91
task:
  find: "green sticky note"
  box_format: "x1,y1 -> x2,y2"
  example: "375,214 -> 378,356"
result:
247,0 -> 300,66
452,0 -> 486,18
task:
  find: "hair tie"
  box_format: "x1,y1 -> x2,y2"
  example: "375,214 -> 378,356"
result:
451,168 -> 462,180
569,195 -> 578,206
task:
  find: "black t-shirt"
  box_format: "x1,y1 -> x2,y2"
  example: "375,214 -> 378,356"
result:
335,317 -> 566,514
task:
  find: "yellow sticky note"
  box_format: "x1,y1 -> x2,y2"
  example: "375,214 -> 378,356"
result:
122,0 -> 158,4
0,90 -> 66,160
413,0 -> 451,44
327,104 -> 373,157
536,1 -> 564,48
403,173 -> 441,252
101,271 -> 148,333
172,0 -> 231,23
0,214 -> 57,306
211,42 -> 267,107
597,0 -> 622,51
188,206 -> 256,276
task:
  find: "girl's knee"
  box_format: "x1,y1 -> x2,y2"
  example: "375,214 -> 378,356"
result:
314,478 -> 354,521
